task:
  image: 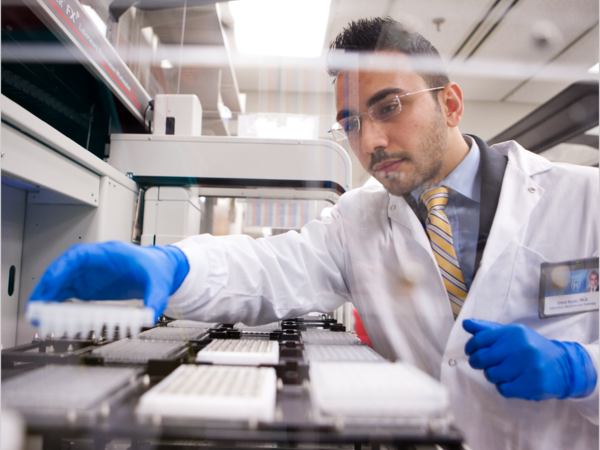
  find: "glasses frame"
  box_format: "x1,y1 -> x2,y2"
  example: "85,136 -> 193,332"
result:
329,86 -> 445,141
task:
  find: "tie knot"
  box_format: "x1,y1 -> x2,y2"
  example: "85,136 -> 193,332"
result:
421,186 -> 449,212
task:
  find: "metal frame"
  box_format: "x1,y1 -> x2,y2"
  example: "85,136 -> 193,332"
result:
197,187 -> 341,205
24,0 -> 151,122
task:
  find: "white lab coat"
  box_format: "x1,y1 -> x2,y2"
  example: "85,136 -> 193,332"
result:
168,140 -> 599,450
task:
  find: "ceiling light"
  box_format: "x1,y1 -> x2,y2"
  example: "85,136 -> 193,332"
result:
160,59 -> 173,69
588,63 -> 599,73
229,0 -> 332,58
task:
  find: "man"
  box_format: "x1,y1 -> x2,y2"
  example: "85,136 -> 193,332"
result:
30,18 -> 598,450
588,271 -> 599,292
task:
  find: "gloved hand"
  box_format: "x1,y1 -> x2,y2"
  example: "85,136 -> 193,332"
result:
463,319 -> 597,400
29,241 -> 190,322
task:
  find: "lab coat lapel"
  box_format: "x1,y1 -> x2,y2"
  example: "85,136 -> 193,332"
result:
398,135 -> 510,278
471,147 -> 544,290
387,194 -> 454,371
389,195 -> 434,259
388,195 -> 441,291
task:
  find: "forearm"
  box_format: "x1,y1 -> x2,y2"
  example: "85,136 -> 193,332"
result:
166,220 -> 351,324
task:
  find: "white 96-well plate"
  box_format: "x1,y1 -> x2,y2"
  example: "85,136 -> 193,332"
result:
167,320 -> 218,329
196,339 -> 279,365
304,344 -> 385,362
234,322 -> 280,332
2,365 -> 138,416
91,339 -> 185,363
309,362 -> 449,423
138,327 -> 207,341
301,330 -> 361,345
136,365 -> 277,422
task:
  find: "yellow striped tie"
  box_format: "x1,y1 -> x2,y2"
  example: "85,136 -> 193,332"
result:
421,186 -> 467,318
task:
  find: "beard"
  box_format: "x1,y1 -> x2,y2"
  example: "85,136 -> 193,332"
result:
368,110 -> 449,197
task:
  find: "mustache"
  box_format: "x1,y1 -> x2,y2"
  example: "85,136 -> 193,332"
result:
369,150 -> 411,172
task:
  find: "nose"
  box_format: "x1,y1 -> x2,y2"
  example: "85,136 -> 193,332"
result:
358,117 -> 389,155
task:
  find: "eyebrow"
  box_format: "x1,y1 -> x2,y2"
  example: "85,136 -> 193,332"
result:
366,88 -> 403,108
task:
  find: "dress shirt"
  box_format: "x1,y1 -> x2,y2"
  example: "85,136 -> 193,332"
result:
411,137 -> 481,289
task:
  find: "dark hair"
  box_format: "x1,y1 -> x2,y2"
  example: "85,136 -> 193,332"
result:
327,17 -> 449,92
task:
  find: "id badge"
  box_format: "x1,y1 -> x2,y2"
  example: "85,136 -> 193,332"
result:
539,257 -> 599,318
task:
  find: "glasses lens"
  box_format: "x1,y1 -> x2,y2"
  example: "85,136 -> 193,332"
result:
330,129 -> 347,141
370,96 -> 401,122
342,117 -> 360,137
330,117 -> 360,141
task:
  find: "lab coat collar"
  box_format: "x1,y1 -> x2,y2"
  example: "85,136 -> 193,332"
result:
488,139 -> 554,177
386,136 -> 551,293
388,134 -> 501,268
389,134 -> 507,266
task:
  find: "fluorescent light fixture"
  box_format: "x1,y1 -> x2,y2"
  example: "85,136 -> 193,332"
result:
160,59 -> 174,69
585,126 -> 599,136
229,0 -> 332,58
82,5 -> 107,36
588,63 -> 599,73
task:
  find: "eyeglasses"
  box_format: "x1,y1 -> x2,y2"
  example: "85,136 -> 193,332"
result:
328,87 -> 445,141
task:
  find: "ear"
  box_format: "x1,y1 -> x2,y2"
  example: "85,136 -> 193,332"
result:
441,82 -> 464,128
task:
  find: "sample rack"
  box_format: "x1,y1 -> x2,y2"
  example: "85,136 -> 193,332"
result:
2,317 -> 463,450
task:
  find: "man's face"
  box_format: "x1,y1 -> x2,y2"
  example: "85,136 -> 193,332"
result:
335,53 -> 450,196
590,273 -> 598,288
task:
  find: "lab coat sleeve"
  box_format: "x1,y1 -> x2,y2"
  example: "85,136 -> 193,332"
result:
568,342 -> 599,425
164,206 -> 351,325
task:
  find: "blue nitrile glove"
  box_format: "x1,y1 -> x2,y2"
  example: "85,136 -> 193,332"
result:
29,241 -> 190,322
463,319 -> 597,400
